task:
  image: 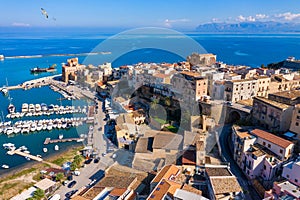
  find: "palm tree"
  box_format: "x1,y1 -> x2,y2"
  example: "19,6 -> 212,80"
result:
150,98 -> 160,117
55,172 -> 64,182
70,162 -> 78,171
33,188 -> 45,200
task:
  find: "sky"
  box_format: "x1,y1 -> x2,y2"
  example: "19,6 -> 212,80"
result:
1,0 -> 300,30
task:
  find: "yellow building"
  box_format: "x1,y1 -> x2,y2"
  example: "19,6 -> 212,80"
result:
62,57 -> 85,83
289,104 -> 300,139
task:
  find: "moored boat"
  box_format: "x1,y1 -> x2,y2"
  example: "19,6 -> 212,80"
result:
1,164 -> 9,169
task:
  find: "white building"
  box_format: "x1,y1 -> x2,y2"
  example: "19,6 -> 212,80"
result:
282,157 -> 300,187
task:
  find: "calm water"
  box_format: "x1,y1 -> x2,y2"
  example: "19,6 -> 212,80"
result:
1,31 -> 300,171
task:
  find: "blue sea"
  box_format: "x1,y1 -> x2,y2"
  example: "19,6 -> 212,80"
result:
1,29 -> 300,172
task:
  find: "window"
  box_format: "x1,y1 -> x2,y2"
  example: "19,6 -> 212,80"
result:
296,122 -> 299,126
263,142 -> 266,146
264,165 -> 266,170
287,174 -> 290,178
268,144 -> 271,148
280,149 -> 283,154
295,179 -> 298,183
297,116 -> 300,119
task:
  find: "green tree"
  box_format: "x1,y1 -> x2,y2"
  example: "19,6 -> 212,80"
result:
73,155 -> 83,167
70,162 -> 78,171
33,188 -> 45,200
55,172 -> 64,182
164,97 -> 171,107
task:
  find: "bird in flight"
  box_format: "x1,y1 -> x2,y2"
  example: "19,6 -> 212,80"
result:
41,8 -> 48,19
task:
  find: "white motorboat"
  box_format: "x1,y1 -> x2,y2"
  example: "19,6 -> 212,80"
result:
19,146 -> 28,151
36,123 -> 43,131
6,127 -> 14,135
29,104 -> 35,112
43,148 -> 48,153
35,104 -> 41,112
1,165 -> 9,169
13,127 -> 21,134
36,155 -> 42,158
54,145 -> 59,151
21,103 -> 29,113
25,156 -> 30,161
59,134 -> 63,139
42,124 -> 47,130
24,150 -> 30,154
41,103 -> 48,111
30,123 -> 37,132
47,123 -> 53,131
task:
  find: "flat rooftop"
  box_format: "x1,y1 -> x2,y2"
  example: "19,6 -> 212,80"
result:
254,96 -> 290,110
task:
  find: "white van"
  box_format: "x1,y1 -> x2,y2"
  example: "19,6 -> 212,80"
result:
49,194 -> 60,200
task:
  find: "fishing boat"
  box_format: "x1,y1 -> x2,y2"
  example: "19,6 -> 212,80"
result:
7,103 -> 15,114
43,148 -> 48,153
54,145 -> 59,151
30,64 -> 57,74
1,165 -> 9,169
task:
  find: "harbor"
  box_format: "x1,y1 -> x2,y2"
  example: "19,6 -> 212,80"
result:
43,137 -> 84,145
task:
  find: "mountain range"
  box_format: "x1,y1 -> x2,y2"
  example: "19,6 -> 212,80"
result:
195,21 -> 300,33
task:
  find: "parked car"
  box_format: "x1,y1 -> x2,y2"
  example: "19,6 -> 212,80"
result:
84,158 -> 93,164
73,170 -> 80,176
94,157 -> 100,163
63,180 -> 69,186
67,175 -> 73,181
65,189 -> 78,198
68,180 -> 77,188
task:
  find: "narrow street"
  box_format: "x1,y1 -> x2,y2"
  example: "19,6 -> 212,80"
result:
218,125 -> 262,200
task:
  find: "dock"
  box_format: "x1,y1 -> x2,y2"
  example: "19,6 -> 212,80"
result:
7,149 -> 43,162
44,137 -> 84,145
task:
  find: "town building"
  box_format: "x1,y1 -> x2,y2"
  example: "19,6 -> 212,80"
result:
264,180 -> 300,200
289,104 -> 300,139
34,178 -> 58,196
187,53 -> 216,66
252,96 -> 294,132
205,164 -> 243,200
255,76 -> 271,98
224,78 -> 257,102
231,127 -> 294,181
282,157 -> 300,187
62,57 -> 85,83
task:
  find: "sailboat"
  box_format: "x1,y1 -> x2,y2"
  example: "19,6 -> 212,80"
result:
6,79 -> 15,113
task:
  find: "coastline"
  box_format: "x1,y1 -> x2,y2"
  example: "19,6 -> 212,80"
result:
0,143 -> 83,180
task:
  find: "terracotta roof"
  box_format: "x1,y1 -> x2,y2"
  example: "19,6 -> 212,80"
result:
96,176 -> 136,188
206,167 -> 232,177
82,186 -> 105,199
151,165 -> 180,183
152,133 -> 182,150
251,129 -> 293,148
72,196 -> 90,200
180,71 -> 202,77
153,73 -> 169,79
109,188 -> 127,197
210,177 -> 242,195
181,184 -> 202,195
182,150 -> 196,165
147,179 -> 181,200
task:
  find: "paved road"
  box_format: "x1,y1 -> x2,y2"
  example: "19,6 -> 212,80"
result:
218,125 -> 261,200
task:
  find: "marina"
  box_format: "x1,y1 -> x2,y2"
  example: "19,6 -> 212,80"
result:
44,137 -> 85,145
0,117 -> 88,135
3,143 -> 43,162
6,103 -> 87,119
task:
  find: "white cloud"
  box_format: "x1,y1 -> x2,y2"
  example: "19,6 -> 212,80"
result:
236,15 -> 256,22
11,22 -> 30,27
275,12 -> 300,21
164,18 -> 190,27
255,14 -> 269,20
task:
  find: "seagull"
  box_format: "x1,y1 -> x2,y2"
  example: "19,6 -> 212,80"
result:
41,8 -> 48,19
